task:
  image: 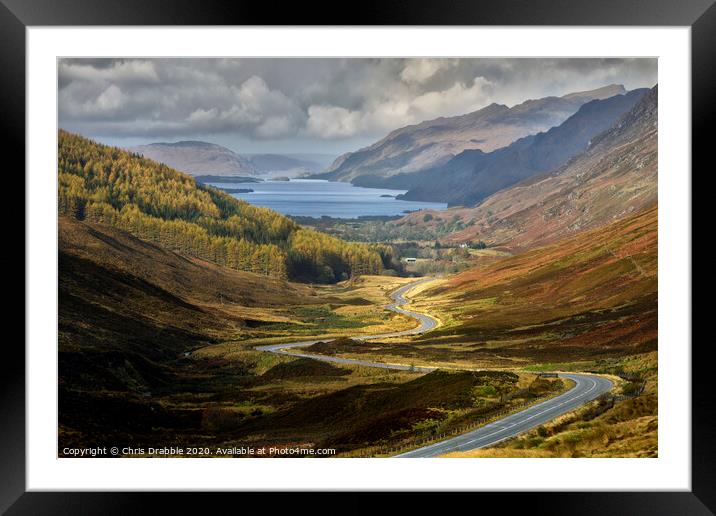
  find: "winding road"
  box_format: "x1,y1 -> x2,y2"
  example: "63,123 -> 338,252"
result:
255,278 -> 439,372
255,278 -> 613,457
397,373 -> 613,457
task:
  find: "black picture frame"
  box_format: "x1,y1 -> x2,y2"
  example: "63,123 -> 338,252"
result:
4,0 -> 708,513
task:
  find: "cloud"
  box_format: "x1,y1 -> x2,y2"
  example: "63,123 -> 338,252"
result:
59,83 -> 127,118
306,105 -> 361,138
183,76 -> 305,138
187,108 -> 218,123
59,59 -> 159,87
256,116 -> 295,138
400,58 -> 457,84
95,84 -> 125,111
305,76 -> 494,139
58,58 -> 658,151
410,77 -> 494,119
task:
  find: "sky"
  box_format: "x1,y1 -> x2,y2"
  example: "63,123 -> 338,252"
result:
58,58 -> 657,156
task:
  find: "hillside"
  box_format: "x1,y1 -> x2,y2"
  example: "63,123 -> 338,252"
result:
130,140 -> 259,176
400,205 -> 657,367
58,218 -> 433,453
397,86 -> 658,251
316,84 -> 626,185
396,88 -> 648,206
59,216 -> 318,361
59,130 -> 384,283
59,214 -> 320,424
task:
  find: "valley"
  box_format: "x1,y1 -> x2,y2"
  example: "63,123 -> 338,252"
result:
61,217 -> 572,457
57,76 -> 659,459
59,206 -> 655,458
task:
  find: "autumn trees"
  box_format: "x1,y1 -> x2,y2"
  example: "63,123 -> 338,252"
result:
58,130 -> 381,282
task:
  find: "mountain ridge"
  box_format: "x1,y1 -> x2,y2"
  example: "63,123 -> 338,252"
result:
130,141 -> 259,177
315,84 -> 627,184
396,85 -> 658,252
395,87 -> 649,206
129,141 -> 333,178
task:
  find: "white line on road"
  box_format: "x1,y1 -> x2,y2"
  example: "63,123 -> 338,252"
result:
253,277 -> 613,458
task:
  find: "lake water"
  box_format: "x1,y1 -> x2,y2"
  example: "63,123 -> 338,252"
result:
205,179 -> 447,218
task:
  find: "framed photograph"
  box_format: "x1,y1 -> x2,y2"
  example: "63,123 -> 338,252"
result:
6,0 -> 709,512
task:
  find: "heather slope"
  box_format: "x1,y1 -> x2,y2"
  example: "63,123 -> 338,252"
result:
397,86 -> 657,252
59,216 -> 318,361
58,217 -> 537,456
410,205 -> 657,363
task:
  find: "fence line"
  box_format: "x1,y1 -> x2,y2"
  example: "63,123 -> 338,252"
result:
613,379 -> 646,401
350,374 -> 648,458
347,390 -> 559,458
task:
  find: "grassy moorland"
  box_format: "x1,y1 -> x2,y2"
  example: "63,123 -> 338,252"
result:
59,197 -> 658,458
440,342 -> 657,457
299,207 -> 658,458
443,364 -> 657,458
60,216 -> 555,457
315,205 -> 657,372
416,204 -> 657,364
190,274 -> 421,358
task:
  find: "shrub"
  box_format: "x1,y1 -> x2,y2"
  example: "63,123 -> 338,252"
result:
474,385 -> 497,397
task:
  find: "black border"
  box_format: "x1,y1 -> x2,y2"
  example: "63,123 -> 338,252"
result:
4,0 -> 709,513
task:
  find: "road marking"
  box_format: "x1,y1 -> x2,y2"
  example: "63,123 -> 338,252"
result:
256,278 -> 439,368
255,278 -> 612,458
397,375 -> 610,457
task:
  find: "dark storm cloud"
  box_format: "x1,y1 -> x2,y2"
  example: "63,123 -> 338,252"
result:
58,58 -> 657,153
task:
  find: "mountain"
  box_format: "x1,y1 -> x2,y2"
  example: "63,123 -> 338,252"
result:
60,130 -> 384,283
396,87 -> 648,206
316,84 -> 626,184
129,141 -> 335,178
282,153 -> 338,171
130,140 -> 259,176
246,153 -> 335,176
397,85 -> 658,252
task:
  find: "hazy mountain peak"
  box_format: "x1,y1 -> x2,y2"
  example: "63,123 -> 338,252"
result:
317,85 -> 628,183
130,141 -> 258,177
561,84 -> 626,100
160,140 -> 223,148
397,83 -> 657,252
130,141 -> 333,177
394,87 -> 648,206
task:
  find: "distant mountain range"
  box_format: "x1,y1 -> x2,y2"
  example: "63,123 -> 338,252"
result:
397,85 -> 658,252
314,84 -> 627,186
246,153 -> 337,174
395,87 -> 648,206
129,141 -> 334,178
